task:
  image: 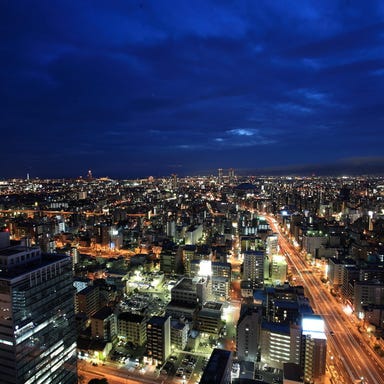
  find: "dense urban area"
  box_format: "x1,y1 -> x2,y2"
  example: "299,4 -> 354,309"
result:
1,172 -> 384,384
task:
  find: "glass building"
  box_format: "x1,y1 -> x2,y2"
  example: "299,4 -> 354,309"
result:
0,233 -> 77,384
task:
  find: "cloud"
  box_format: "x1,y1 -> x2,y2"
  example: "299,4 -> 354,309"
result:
228,128 -> 259,137
0,0 -> 383,178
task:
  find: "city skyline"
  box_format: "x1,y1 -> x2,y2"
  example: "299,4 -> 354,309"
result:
1,1 -> 384,179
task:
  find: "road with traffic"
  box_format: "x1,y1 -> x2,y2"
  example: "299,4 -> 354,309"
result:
267,215 -> 384,384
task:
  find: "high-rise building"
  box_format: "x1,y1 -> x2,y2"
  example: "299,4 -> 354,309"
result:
242,250 -> 265,287
171,276 -> 209,306
146,315 -> 171,364
218,168 -> 223,183
75,285 -> 100,317
0,232 -> 77,384
270,254 -> 288,284
91,306 -> 116,342
160,250 -> 182,274
117,313 -> 147,347
301,316 -> 327,383
228,168 -> 235,183
170,319 -> 189,351
182,245 -> 196,276
236,305 -> 262,361
260,322 -> 293,369
266,234 -> 279,256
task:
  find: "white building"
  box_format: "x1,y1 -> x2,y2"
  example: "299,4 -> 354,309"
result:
271,254 -> 288,285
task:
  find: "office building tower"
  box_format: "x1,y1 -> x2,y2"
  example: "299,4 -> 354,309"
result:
185,224 -> 203,245
243,250 -> 265,287
270,255 -> 288,285
260,322 -> 292,369
218,168 -> 223,183
182,245 -> 196,276
146,315 -> 171,364
196,302 -> 223,335
117,313 -> 147,347
0,232 -> 77,384
170,319 -> 189,351
75,285 -> 100,317
211,276 -> 230,301
301,316 -> 327,383
236,305 -> 262,361
354,280 -> 384,321
228,168 -> 235,183
160,250 -> 182,274
171,276 -> 209,306
91,306 -> 116,342
171,174 -> 178,190
266,234 -> 279,256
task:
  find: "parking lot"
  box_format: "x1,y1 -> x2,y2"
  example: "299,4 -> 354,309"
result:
159,352 -> 209,383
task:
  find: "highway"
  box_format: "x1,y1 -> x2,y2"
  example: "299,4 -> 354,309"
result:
266,215 -> 384,384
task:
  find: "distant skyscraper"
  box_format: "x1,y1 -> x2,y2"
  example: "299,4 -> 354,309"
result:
0,232 -> 77,384
171,174 -> 178,190
218,168 -> 223,182
228,168 -> 235,183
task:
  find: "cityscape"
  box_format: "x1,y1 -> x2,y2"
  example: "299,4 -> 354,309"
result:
2,1 -> 384,384
1,171 -> 384,384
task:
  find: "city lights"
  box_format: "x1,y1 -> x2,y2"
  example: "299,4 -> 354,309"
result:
1,175 -> 384,384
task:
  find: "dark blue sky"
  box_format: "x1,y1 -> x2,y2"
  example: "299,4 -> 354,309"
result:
1,1 -> 384,179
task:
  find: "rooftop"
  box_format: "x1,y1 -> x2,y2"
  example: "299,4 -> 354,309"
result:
148,315 -> 169,327
92,306 -> 114,320
0,252 -> 70,280
203,301 -> 223,311
174,277 -> 194,291
199,348 -> 232,384
118,312 -> 145,323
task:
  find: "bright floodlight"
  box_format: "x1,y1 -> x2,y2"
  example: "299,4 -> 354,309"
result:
199,260 -> 212,276
302,315 -> 326,339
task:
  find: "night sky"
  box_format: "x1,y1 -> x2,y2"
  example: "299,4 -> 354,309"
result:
1,1 -> 384,179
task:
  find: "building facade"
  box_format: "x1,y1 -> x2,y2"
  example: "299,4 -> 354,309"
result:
236,305 -> 262,362
199,348 -> 233,384
146,315 -> 171,364
75,285 -> 100,317
91,306 -> 116,342
242,250 -> 265,287
0,233 -> 77,384
117,312 -> 147,347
